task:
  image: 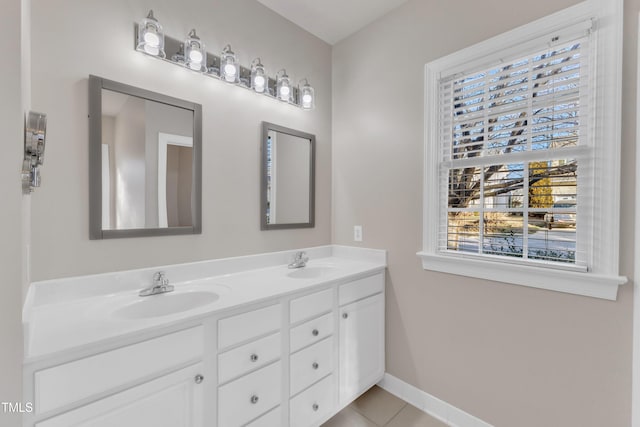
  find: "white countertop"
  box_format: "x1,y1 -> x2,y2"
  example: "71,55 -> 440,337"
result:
23,245 -> 386,363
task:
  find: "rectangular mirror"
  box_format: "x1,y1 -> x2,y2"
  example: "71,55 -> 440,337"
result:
89,75 -> 202,239
261,122 -> 315,230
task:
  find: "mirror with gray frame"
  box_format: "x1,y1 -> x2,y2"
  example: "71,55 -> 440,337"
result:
89,75 -> 202,239
261,122 -> 315,230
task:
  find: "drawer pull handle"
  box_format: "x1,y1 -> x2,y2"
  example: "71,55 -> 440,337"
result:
250,353 -> 259,362
250,395 -> 259,404
312,362 -> 319,370
194,374 -> 204,384
342,313 -> 348,319
312,329 -> 319,336
312,403 -> 319,412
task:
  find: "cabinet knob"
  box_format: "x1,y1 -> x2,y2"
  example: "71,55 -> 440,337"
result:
312,403 -> 319,412
312,362 -> 319,370
342,313 -> 348,319
312,329 -> 319,336
250,395 -> 259,404
250,353 -> 259,362
194,374 -> 204,384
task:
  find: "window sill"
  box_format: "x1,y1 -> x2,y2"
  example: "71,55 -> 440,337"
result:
417,252 -> 627,300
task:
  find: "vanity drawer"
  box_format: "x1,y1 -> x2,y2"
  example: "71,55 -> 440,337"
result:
34,326 -> 203,415
218,332 -> 281,384
290,337 -> 334,396
218,361 -> 282,427
218,304 -> 281,349
290,288 -> 333,324
290,312 -> 334,353
245,406 -> 282,427
339,273 -> 384,306
290,374 -> 335,427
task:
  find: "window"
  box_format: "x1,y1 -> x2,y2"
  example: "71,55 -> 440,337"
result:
419,0 -> 626,300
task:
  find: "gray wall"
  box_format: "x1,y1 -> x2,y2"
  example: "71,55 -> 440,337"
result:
0,0 -> 27,425
114,97 -> 146,229
29,0 -> 332,281
332,0 -> 635,426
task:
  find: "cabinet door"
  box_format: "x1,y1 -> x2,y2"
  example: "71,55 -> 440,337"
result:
339,293 -> 384,406
36,364 -> 204,427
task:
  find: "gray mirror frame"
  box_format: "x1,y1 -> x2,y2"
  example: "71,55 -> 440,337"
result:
261,122 -> 315,230
88,75 -> 203,239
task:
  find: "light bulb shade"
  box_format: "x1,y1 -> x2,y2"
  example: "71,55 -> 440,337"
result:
137,10 -> 165,58
185,29 -> 206,72
251,60 -> 266,93
299,83 -> 315,110
220,46 -> 239,83
277,72 -> 292,102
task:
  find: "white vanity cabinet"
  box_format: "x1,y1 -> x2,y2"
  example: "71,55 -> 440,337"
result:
214,274 -> 384,427
35,364 -> 204,427
338,273 -> 385,406
27,326 -> 206,427
25,262 -> 386,427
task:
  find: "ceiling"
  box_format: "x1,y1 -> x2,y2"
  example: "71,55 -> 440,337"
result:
256,0 -> 409,45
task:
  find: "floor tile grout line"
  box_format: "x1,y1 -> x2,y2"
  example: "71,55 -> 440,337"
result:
382,403 -> 409,427
378,402 -> 407,427
349,405 -> 385,426
340,405 -> 388,427
347,386 -> 409,427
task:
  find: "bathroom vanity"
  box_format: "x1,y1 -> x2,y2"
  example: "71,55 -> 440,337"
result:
22,246 -> 386,427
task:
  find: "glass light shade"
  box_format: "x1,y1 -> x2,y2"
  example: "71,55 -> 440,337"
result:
185,29 -> 206,72
137,10 -> 165,58
277,71 -> 292,102
220,45 -> 239,83
251,59 -> 266,93
299,82 -> 315,110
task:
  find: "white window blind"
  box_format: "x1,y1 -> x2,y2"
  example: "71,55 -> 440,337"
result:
437,28 -> 593,270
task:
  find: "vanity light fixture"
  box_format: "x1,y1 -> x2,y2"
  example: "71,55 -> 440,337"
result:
171,42 -> 185,64
299,79 -> 315,110
185,29 -> 206,72
136,10 -> 165,57
276,69 -> 292,102
220,45 -> 239,83
133,17 -> 315,108
250,58 -> 266,93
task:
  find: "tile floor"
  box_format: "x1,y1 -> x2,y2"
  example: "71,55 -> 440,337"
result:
322,386 -> 448,427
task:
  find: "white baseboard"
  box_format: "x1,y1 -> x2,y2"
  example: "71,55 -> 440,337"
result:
377,373 -> 493,427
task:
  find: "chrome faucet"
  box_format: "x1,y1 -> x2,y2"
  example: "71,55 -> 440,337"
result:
139,271 -> 175,296
288,251 -> 309,269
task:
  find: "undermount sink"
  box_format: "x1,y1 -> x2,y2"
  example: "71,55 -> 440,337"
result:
287,266 -> 336,279
113,290 -> 220,319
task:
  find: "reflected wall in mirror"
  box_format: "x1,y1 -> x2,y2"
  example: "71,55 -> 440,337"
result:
261,122 -> 315,230
89,75 -> 202,239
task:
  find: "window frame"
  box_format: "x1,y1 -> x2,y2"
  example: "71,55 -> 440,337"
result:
419,0 -> 626,300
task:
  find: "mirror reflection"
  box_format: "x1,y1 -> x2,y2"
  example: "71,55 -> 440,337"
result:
101,90 -> 194,230
261,122 -> 315,230
89,76 -> 202,239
